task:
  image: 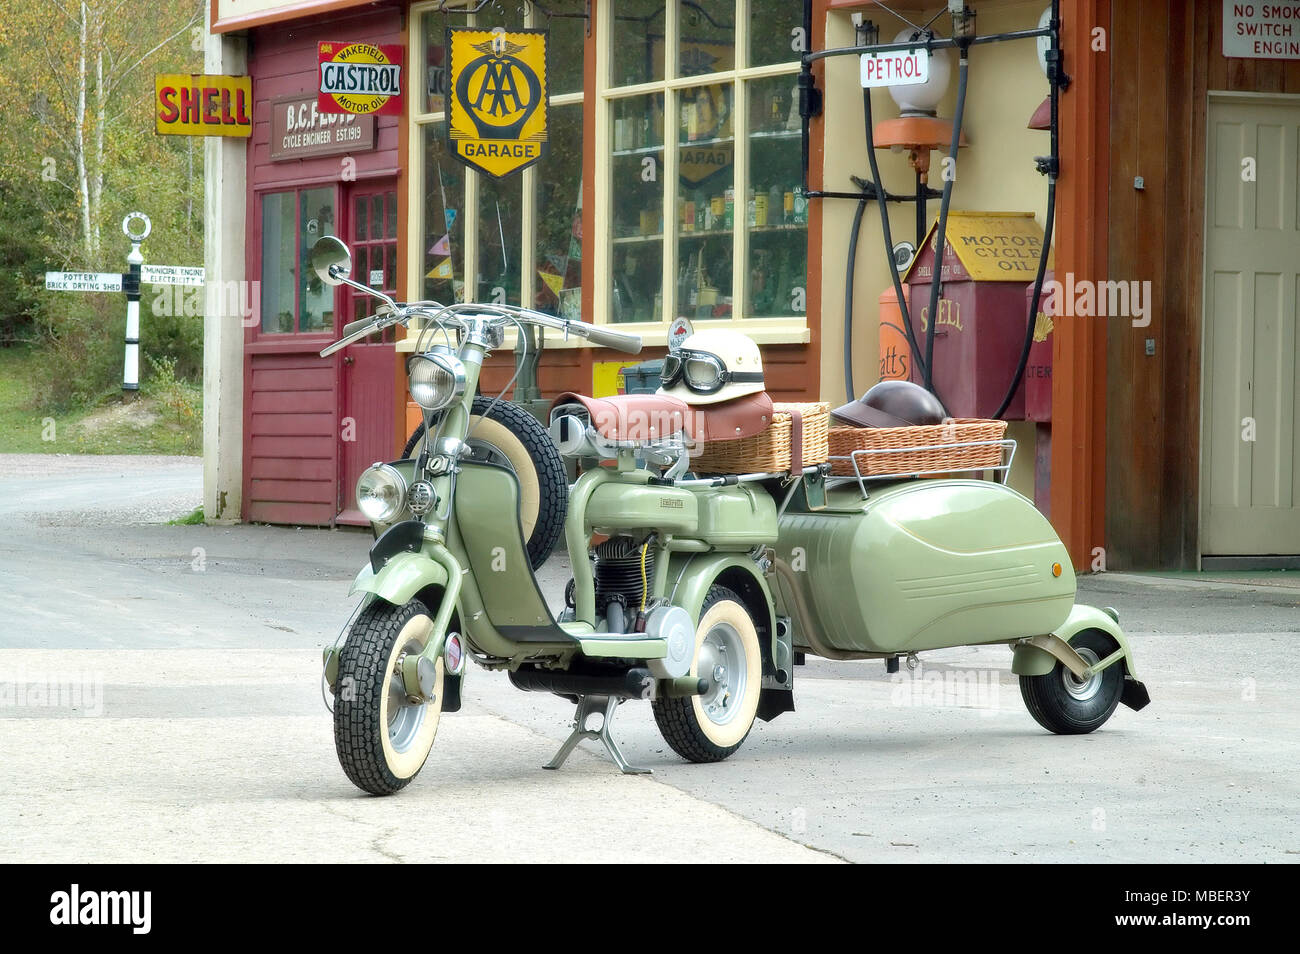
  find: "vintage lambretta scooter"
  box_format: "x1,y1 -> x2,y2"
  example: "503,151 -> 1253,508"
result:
313,236 -> 1150,796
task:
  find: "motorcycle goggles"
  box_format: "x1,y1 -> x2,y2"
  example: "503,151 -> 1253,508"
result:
662,349 -> 764,395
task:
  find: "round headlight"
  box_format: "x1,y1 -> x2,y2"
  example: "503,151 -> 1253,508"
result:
355,463 -> 407,523
408,348 -> 466,412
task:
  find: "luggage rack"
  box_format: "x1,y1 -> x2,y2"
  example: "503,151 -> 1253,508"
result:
829,438 -> 1018,498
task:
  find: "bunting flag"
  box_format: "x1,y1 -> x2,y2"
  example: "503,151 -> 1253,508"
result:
426,258 -> 454,280
538,271 -> 565,298
428,234 -> 451,256
444,208 -> 458,231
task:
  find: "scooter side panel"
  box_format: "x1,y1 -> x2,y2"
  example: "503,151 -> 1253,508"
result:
777,480 -> 1076,654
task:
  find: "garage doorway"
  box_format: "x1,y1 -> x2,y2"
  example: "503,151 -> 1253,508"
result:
336,181 -> 399,525
1201,95 -> 1300,562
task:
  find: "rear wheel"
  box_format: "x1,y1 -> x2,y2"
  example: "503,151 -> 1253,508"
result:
404,397 -> 565,569
334,599 -> 444,795
653,585 -> 762,763
1019,629 -> 1124,735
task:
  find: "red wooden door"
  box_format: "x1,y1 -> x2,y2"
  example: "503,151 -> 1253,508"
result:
337,183 -> 400,524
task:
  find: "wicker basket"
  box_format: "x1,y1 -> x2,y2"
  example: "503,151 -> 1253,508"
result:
692,401 -> 831,474
828,418 -> 1009,477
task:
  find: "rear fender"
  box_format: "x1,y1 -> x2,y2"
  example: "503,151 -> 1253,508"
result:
665,553 -> 791,720
1012,603 -> 1150,711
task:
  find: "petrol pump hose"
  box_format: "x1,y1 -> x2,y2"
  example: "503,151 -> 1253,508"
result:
847,3 -> 1061,421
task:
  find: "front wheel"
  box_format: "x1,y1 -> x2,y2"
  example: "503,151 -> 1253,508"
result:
652,585 -> 762,763
334,599 -> 444,795
1019,629 -> 1124,735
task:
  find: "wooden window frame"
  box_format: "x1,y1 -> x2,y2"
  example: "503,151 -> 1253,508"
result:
594,0 -> 811,345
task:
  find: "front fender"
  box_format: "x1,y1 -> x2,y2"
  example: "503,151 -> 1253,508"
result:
1012,603 -> 1140,680
349,550 -> 450,607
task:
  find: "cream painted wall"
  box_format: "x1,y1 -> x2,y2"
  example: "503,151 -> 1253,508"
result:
202,20 -> 248,524
816,1 -> 1053,495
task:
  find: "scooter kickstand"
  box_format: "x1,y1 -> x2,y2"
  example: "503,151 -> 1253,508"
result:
544,693 -> 651,775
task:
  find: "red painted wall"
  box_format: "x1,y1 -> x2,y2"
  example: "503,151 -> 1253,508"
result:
242,5 -> 403,525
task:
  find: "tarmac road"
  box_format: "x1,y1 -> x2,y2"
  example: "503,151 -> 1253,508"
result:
0,454 -> 1297,863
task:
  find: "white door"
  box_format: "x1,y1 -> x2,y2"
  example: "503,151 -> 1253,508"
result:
1202,97 -> 1300,556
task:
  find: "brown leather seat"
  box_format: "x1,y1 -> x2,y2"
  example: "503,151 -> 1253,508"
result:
551,391 -> 774,444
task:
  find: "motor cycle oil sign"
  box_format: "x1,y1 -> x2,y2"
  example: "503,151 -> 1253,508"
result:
318,42 -> 404,116
446,28 -> 548,179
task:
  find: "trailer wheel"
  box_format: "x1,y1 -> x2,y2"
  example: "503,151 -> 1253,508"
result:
653,585 -> 762,763
404,397 -> 566,569
1019,629 -> 1124,734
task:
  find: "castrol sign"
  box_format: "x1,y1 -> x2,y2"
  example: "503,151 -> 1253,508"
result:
860,47 -> 930,88
318,41 -> 404,116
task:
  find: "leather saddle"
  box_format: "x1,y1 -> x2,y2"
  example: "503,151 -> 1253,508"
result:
552,390 -> 775,445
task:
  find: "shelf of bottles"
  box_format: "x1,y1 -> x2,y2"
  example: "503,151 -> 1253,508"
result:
608,80 -> 808,324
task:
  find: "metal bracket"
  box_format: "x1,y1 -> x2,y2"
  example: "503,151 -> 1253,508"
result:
1020,634 -> 1090,680
544,694 -> 650,775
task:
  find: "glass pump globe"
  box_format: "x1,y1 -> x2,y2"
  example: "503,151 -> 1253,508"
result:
886,29 -> 954,117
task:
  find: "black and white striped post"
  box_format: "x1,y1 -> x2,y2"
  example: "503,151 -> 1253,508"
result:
121,212 -> 151,398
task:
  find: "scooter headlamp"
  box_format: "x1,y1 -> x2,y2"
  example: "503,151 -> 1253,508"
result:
356,463 -> 407,523
408,346 -> 466,412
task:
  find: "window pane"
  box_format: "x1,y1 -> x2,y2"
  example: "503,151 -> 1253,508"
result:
678,0 -> 734,76
534,103 -> 583,317
610,92 -> 664,323
298,187 -> 335,332
478,173 -> 523,305
421,9 -> 461,114
746,75 -> 806,319
748,0 -> 803,68
423,126 -> 467,302
260,192 -> 296,334
677,82 -> 733,320
611,0 -> 664,86
545,11 -> 586,96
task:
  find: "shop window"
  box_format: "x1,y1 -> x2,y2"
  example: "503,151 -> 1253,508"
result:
601,0 -> 808,328
259,187 -> 336,334
411,2 -> 585,316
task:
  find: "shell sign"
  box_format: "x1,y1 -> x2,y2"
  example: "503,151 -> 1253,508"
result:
446,28 -> 549,179
318,41 -> 404,116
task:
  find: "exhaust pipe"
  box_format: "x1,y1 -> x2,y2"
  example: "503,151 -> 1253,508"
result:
509,665 -> 655,699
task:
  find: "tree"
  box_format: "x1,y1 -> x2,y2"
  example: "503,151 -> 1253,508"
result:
0,0 -> 203,266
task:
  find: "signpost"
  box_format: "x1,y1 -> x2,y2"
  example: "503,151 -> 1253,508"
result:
43,212 -> 205,397
45,273 -> 123,293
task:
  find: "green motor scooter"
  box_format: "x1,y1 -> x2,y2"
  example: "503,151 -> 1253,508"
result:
313,236 -> 1149,796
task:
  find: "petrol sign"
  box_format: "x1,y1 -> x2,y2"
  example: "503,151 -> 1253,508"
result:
860,48 -> 930,88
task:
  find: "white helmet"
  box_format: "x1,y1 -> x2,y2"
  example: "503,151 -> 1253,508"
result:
657,328 -> 765,406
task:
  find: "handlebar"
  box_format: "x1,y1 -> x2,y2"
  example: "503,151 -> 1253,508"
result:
319,300 -> 642,358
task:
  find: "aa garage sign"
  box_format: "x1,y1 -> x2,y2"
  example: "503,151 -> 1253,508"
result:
447,28 -> 549,179
318,41 -> 404,116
